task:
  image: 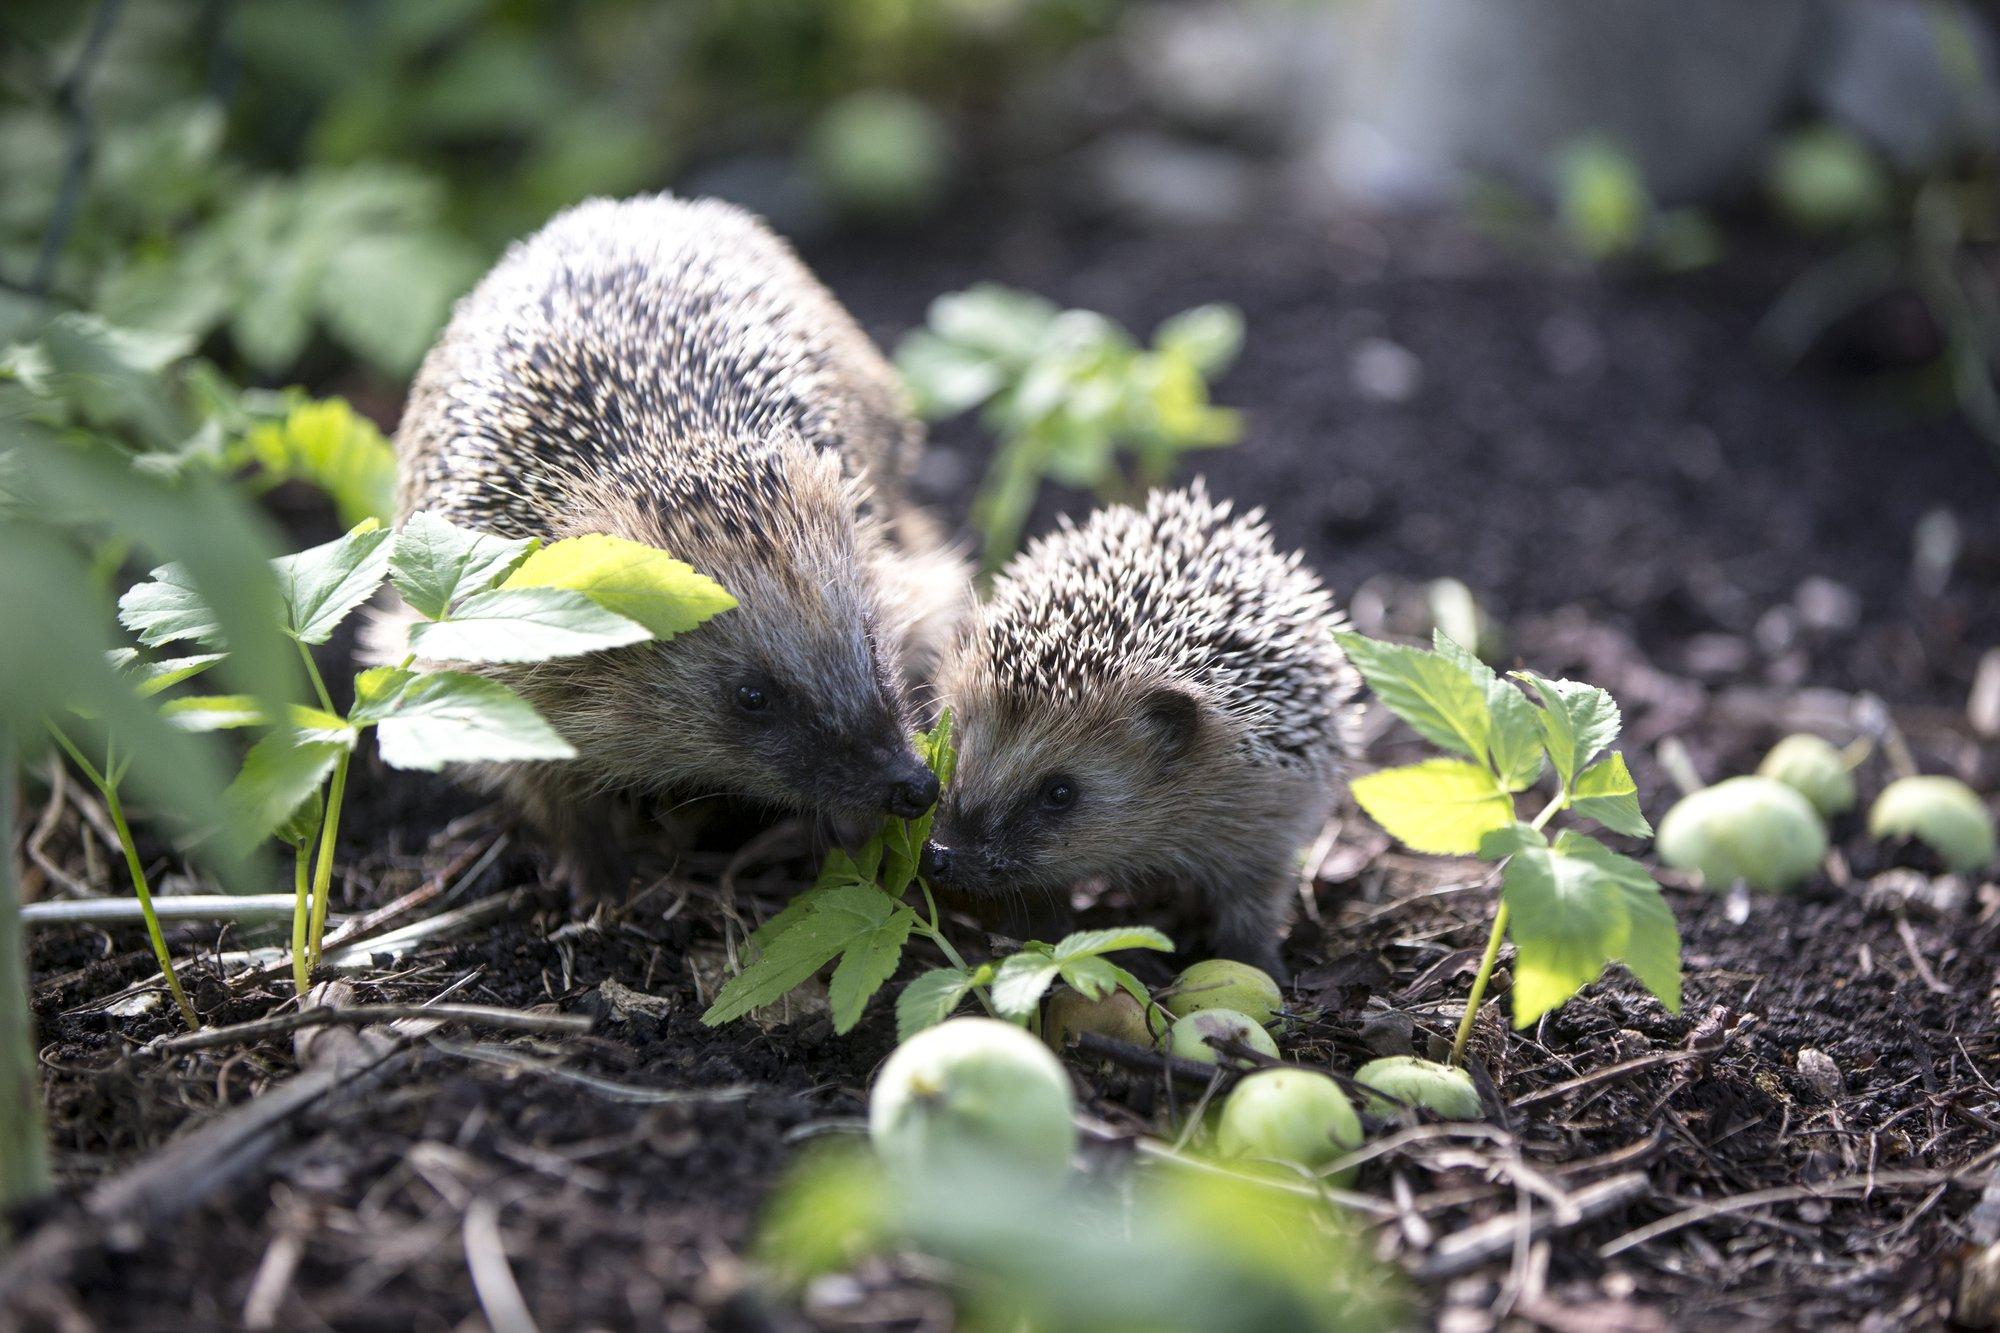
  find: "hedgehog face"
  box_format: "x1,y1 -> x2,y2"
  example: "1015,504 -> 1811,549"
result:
921,681 -> 1218,902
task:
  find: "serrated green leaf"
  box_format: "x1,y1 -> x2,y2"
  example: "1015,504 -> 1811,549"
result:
118,562 -> 224,648
504,532 -> 735,638
223,733 -> 342,853
1057,955 -> 1122,1000
369,670 -> 575,771
160,694 -> 266,731
703,885 -> 909,1028
1335,632 -> 1491,764
827,900 -> 916,1035
1570,752 -> 1651,837
1351,758 -> 1516,855
1050,926 -> 1174,962
991,952 -> 1064,1019
1434,632 -> 1545,790
1503,831 -> 1681,1027
389,510 -> 538,621
1477,821 -> 1548,861
407,586 -> 652,663
896,966 -> 980,1041
110,650 -> 229,697
1515,672 -> 1622,790
1555,832 -> 1680,1013
245,398 -> 396,528
348,666 -> 415,722
273,520 -> 393,644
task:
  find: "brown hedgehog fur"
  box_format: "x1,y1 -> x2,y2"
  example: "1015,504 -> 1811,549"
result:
391,193 -> 969,894
924,480 -> 1362,975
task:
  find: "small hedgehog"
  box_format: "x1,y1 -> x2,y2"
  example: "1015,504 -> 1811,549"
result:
919,482 -> 1361,976
394,193 -> 969,894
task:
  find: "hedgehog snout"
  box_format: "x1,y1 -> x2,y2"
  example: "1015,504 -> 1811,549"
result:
884,761 -> 939,820
919,841 -> 955,885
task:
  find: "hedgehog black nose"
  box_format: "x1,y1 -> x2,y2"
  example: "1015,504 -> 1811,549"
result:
920,842 -> 954,884
886,769 -> 939,820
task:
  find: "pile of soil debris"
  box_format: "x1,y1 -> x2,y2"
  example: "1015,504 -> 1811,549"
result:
6,211 -> 1997,1330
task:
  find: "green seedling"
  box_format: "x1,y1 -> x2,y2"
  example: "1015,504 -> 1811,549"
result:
1869,775 -> 1996,874
868,1016 -> 1077,1178
1353,1056 -> 1481,1121
1165,1010 -> 1278,1068
119,511 -> 734,995
1657,776 -> 1829,893
1213,1068 -> 1364,1185
702,711 -> 1173,1038
895,284 -> 1243,572
1756,734 -> 1858,818
1337,631 -> 1682,1066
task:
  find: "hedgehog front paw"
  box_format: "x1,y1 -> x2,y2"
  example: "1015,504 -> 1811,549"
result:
547,837 -> 636,906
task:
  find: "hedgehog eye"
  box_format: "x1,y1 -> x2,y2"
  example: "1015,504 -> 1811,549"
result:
1038,775 -> 1078,812
735,681 -> 773,714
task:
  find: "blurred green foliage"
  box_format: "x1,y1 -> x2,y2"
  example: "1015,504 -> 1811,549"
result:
898,285 -> 1244,572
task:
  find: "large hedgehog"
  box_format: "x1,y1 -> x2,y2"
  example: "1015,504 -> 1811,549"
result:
920,481 -> 1361,975
394,193 -> 968,895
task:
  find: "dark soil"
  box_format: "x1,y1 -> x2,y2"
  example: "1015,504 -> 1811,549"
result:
7,210 -> 1999,1331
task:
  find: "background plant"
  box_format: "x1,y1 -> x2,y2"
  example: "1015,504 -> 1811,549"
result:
120,511 -> 736,999
896,285 -> 1245,572
1334,631 -> 1683,1064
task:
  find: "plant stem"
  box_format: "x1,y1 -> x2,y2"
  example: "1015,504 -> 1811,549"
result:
916,880 -> 998,1017
304,750 -> 349,966
49,724 -> 198,1030
1450,903 -> 1510,1067
297,640 -> 336,714
290,848 -> 310,997
0,728 -> 53,1212
101,776 -> 200,1031
1450,786 -> 1568,1068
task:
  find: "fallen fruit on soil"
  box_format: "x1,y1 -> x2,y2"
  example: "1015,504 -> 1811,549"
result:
1160,960 -> 1283,1027
1756,734 -> 1856,817
1657,776 -> 1829,892
1166,1009 -> 1280,1066
1868,776 -> 1997,874
1353,1056 -> 1482,1120
1043,985 -> 1151,1052
1213,1069 -> 1363,1183
869,1018 -> 1076,1176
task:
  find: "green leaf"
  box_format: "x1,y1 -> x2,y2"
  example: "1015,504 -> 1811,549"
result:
825,896 -> 917,1035
1049,927 -> 1174,962
702,885 -> 908,1028
504,532 -> 735,638
273,520 -> 394,644
389,510 -> 538,621
1057,955 -> 1122,1000
1502,831 -> 1681,1027
1350,759 -> 1517,856
223,733 -> 342,853
1570,752 -> 1651,837
111,650 -> 229,697
991,950 -> 1063,1019
1515,672 -> 1621,791
368,671 -> 576,771
1477,821 -> 1547,861
896,966 -> 981,1041
1434,632 -> 1545,790
1335,632 -> 1491,764
348,665 -> 414,722
751,887 -> 835,953
244,398 -> 397,528
118,562 -> 225,648
1153,303 -> 1244,378
160,694 -> 267,731
407,586 -> 652,663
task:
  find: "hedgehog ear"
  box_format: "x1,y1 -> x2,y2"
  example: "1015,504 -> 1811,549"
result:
1137,685 -> 1205,762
